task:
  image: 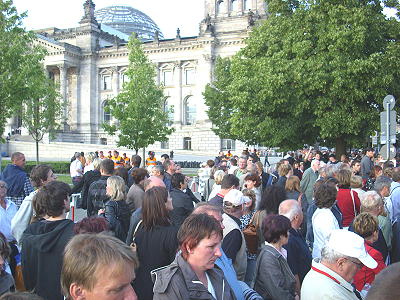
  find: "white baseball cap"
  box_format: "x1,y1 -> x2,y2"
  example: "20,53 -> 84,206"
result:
326,229 -> 377,269
223,189 -> 251,207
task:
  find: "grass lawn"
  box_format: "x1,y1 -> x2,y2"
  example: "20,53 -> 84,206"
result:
56,174 -> 72,185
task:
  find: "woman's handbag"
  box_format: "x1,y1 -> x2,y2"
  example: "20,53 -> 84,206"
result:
243,211 -> 260,255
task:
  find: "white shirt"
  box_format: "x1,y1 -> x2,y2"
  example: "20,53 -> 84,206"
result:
70,159 -> 83,177
312,208 -> 340,259
0,199 -> 18,242
84,163 -> 94,174
301,259 -> 360,300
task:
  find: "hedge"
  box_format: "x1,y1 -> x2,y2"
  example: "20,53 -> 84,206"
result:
1,161 -> 70,174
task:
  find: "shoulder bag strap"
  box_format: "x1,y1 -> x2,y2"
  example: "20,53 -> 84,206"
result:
350,190 -> 357,217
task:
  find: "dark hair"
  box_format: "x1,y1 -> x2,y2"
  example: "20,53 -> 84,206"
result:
161,154 -> 169,160
113,168 -> 128,185
30,164 -> 53,188
74,217 -> 109,234
99,159 -> 114,175
230,158 -> 237,166
171,173 -> 185,189
257,185 -> 286,214
131,168 -> 148,184
0,292 -> 44,300
206,160 -> 215,168
370,165 -> 383,180
178,213 -> 222,260
351,159 -> 361,168
262,214 -> 291,243
131,155 -> 142,167
221,174 -> 240,189
0,232 -> 11,261
244,173 -> 261,188
163,159 -> 174,171
142,186 -> 170,230
314,183 -> 337,208
33,181 -> 71,217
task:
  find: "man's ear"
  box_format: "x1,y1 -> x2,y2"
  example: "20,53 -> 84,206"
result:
70,283 -> 86,300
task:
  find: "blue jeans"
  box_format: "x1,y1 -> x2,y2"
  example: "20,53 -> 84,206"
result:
244,257 -> 257,287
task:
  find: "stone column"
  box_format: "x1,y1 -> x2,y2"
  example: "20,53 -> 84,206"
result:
238,0 -> 244,14
174,61 -> 183,125
58,64 -> 68,130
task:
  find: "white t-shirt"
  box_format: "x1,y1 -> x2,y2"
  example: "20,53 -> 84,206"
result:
312,208 -> 340,259
70,159 -> 83,177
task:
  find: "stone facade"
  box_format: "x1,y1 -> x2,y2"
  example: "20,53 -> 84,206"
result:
7,0 -> 266,152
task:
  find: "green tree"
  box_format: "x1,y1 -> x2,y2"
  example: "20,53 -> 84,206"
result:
204,0 -> 400,155
21,61 -> 62,164
103,36 -> 173,155
0,0 -> 46,137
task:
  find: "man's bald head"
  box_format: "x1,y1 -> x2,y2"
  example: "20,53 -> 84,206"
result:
279,199 -> 302,228
143,176 -> 165,191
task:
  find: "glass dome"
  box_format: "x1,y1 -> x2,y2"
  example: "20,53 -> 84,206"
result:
95,6 -> 164,41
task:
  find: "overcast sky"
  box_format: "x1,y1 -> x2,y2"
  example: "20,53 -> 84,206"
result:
12,0 -> 205,39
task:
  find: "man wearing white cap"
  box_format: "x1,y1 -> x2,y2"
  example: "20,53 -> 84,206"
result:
301,229 -> 377,300
222,189 -> 250,281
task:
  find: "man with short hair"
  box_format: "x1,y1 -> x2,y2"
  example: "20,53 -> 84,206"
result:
1,152 -> 33,208
301,229 -> 377,300
234,156 -> 248,179
128,155 -> 142,187
61,233 -> 139,300
209,174 -> 240,207
87,159 -> 114,216
327,154 -> 338,165
300,159 -> 320,204
222,189 -> 248,281
151,165 -> 172,191
163,159 -> 176,182
279,200 -> 312,291
21,181 -> 74,300
160,153 -> 170,164
70,152 -> 83,186
351,160 -> 361,176
361,148 -> 375,180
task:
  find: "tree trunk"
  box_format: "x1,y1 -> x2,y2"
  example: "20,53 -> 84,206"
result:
335,137 -> 346,159
36,140 -> 39,165
142,148 -> 146,168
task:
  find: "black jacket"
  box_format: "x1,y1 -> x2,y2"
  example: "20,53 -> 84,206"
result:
170,188 -> 197,227
71,169 -> 101,210
87,175 -> 110,216
104,199 -> 131,242
21,219 -> 74,300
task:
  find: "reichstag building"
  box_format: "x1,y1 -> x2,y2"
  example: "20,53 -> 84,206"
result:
12,0 -> 266,152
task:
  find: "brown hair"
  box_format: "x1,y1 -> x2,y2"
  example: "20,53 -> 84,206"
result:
336,169 -> 352,188
61,233 -> 138,299
244,173 -> 261,188
33,181 -> 71,217
142,186 -> 170,230
285,175 -> 301,192
178,213 -> 222,260
353,212 -> 378,239
278,164 -> 292,177
30,165 -> 53,188
131,168 -> 148,184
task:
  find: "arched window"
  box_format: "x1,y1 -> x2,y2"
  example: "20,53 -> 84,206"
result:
103,101 -> 111,124
184,96 -> 196,125
164,97 -> 174,125
217,0 -> 224,15
230,0 -> 238,12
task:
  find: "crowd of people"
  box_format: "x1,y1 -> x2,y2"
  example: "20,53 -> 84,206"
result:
0,147 -> 400,299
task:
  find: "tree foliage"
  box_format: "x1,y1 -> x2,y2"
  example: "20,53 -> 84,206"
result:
204,0 -> 400,153
21,61 -> 62,163
103,36 -> 173,153
0,0 -> 47,138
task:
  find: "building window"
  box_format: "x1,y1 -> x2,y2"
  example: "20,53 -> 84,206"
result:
184,96 -> 196,125
161,141 -> 169,149
103,101 -> 111,123
120,72 -> 129,88
217,0 -> 224,15
164,97 -> 174,125
102,75 -> 111,90
184,68 -> 195,85
230,0 -> 238,12
183,137 -> 192,150
162,70 -> 173,86
243,0 -> 251,10
221,139 -> 236,150
100,138 -> 107,145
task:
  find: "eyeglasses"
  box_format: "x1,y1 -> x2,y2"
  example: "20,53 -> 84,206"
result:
346,258 -> 363,269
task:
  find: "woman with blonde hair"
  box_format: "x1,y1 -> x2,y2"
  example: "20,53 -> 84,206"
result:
208,170 -> 226,200
99,175 -> 130,241
276,164 -> 293,188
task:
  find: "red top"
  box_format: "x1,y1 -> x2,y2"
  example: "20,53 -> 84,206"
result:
353,241 -> 386,291
336,188 -> 360,227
